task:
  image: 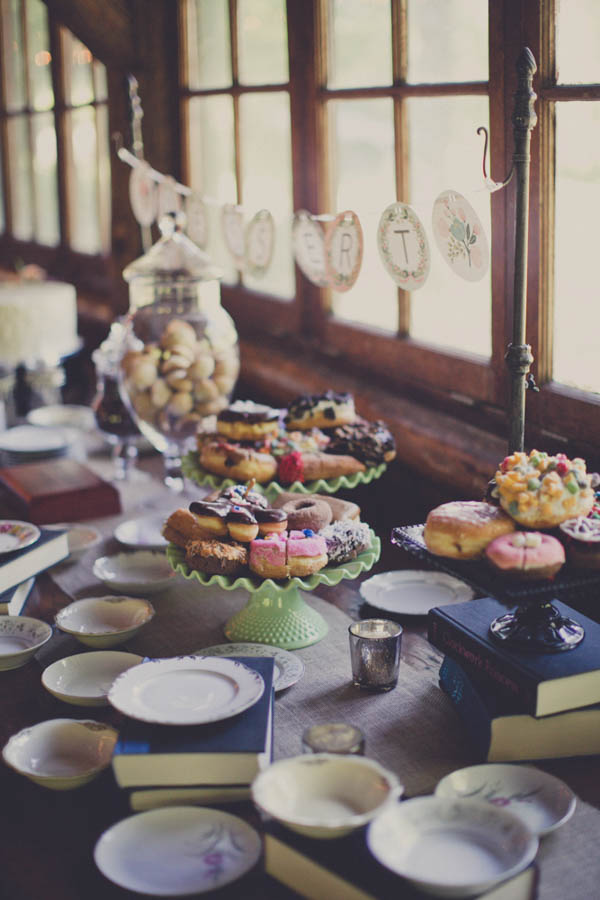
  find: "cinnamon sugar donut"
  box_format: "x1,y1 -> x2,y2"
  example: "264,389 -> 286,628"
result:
424,500 -> 516,559
280,496 -> 333,532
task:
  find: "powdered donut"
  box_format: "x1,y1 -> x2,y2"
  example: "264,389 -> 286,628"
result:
485,531 -> 565,580
280,496 -> 333,532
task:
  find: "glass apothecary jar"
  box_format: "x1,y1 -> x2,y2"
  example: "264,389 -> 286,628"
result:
120,213 -> 240,489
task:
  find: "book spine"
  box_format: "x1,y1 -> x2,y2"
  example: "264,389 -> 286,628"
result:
438,657 -> 492,761
428,610 -> 538,715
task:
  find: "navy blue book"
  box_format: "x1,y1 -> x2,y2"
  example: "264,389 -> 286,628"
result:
112,656 -> 275,788
0,577 -> 35,615
439,655 -> 600,762
428,596 -> 600,717
0,527 -> 68,593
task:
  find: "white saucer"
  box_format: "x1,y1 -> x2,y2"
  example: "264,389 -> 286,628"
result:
93,551 -> 177,595
435,764 -> 577,836
0,520 -> 41,554
27,404 -> 96,431
193,642 -> 305,692
42,650 -> 143,706
360,570 -> 474,616
114,516 -> 168,550
94,806 -> 261,896
108,656 -> 265,725
0,424 -> 71,456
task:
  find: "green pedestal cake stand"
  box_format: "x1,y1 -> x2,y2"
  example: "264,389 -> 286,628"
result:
166,531 -> 381,650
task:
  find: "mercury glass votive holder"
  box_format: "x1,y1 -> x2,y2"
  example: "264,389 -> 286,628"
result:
348,618 -> 402,692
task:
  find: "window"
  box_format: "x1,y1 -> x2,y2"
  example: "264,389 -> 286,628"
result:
187,2 -> 600,450
0,0 -> 110,287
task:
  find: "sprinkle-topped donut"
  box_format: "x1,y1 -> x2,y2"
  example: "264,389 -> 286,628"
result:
285,390 -> 356,431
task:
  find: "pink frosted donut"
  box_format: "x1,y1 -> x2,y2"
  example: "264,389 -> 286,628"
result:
287,529 -> 328,577
249,529 -> 328,579
485,531 -> 565,580
249,532 -> 288,579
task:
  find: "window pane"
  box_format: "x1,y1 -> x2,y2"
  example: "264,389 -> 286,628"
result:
408,95 -> 491,357
407,0 -> 488,83
66,107 -> 101,253
554,103 -> 600,395
0,142 -> 5,234
26,0 -> 54,111
556,0 -> 600,84
7,116 -> 33,239
184,0 -> 232,89
327,0 -> 392,89
96,104 -> 112,254
2,0 -> 27,111
63,32 -> 95,106
328,98 -> 397,331
238,0 -> 288,85
94,61 -> 108,102
239,92 -> 294,297
32,112 -> 59,245
186,95 -> 237,283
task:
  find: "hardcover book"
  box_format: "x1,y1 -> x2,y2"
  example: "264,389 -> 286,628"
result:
428,596 -> 600,717
112,656 -> 275,789
439,655 -> 600,762
0,528 -> 68,593
0,458 -> 121,524
127,784 -> 251,811
263,821 -> 539,900
0,577 -> 36,615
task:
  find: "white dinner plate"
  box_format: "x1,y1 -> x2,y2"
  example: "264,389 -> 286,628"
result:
114,516 -> 168,550
94,806 -> 261,896
0,424 -> 71,455
42,651 -> 143,706
193,642 -> 305,693
27,404 -> 96,432
360,570 -> 474,616
93,551 -> 177,595
0,520 -> 41,554
435,764 -> 576,836
108,656 -> 265,725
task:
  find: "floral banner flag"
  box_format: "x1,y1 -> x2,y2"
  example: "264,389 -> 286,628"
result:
324,210 -> 363,292
292,210 -> 330,287
245,209 -> 275,278
377,202 -> 430,291
222,203 -> 246,270
432,190 -> 489,282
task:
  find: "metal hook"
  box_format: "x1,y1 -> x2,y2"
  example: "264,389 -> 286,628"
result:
477,126 -> 514,192
111,132 -> 124,153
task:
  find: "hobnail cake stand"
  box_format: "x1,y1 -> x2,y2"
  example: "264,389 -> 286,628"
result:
167,531 -> 381,650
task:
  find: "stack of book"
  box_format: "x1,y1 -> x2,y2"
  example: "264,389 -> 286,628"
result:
1,526 -> 69,615
111,655 -> 275,811
429,595 -> 600,762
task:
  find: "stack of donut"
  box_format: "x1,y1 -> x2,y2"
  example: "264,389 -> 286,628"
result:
196,392 -> 396,485
421,449 -> 598,580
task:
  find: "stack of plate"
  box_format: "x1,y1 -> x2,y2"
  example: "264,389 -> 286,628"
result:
0,424 -> 75,465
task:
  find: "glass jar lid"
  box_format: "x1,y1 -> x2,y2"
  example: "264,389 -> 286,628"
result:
123,212 -> 223,284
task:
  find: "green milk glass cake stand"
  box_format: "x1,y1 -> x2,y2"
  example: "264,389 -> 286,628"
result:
166,530 -> 381,650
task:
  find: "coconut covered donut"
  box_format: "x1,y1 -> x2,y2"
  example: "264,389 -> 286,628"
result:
424,500 -> 516,559
280,496 -> 333,532
319,520 -> 371,564
494,450 -> 594,529
185,538 -> 248,576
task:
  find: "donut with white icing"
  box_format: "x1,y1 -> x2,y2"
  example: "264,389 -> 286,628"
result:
485,531 -> 565,580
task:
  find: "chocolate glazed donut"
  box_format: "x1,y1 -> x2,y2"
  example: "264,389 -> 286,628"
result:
281,496 -> 333,532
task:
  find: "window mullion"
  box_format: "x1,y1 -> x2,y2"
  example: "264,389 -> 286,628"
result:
0,9 -> 14,233
393,0 -> 409,335
229,0 -> 242,206
48,17 -> 68,249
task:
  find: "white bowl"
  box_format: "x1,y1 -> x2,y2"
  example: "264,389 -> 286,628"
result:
251,753 -> 403,839
367,796 -> 538,898
2,718 -> 118,790
42,650 -> 143,706
55,596 -> 155,648
93,551 -> 177,595
46,522 -> 102,561
0,616 -> 53,670
435,763 -> 576,836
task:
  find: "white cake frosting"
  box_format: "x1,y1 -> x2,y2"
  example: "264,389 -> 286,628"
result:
0,281 -> 78,367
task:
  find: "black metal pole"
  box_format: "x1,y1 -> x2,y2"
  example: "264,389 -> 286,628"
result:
505,47 -> 537,453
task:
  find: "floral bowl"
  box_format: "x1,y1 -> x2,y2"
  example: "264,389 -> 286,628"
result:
55,595 -> 155,648
0,615 -> 53,670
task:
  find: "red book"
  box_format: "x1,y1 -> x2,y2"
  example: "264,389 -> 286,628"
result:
0,459 -> 121,524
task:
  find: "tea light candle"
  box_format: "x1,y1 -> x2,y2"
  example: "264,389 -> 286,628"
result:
348,618 -> 402,691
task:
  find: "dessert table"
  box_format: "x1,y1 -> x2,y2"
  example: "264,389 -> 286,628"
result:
2,453 -> 600,899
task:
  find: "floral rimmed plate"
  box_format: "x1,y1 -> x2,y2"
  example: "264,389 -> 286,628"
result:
360,570 -> 474,616
192,642 -> 305,692
94,807 -> 261,896
0,520 -> 41,554
181,451 -> 387,501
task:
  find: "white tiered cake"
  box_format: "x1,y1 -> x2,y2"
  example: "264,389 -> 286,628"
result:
0,281 -> 79,367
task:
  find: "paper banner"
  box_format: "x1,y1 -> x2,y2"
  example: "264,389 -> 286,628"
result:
292,210 -> 330,287
128,162 -> 157,227
377,202 -> 430,291
185,193 -> 208,248
245,209 -> 275,278
324,210 -> 363,292
222,204 -> 246,270
432,190 -> 489,282
156,176 -> 182,221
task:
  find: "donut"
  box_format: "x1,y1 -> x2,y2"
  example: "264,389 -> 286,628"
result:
319,520 -> 371,564
185,539 -> 248,576
188,500 -> 287,543
162,508 -> 213,548
249,532 -> 288,579
280,496 -> 333,532
248,529 -> 328,579
270,427 -> 331,457
215,483 -> 268,509
485,531 -> 565,580
325,418 -> 396,465
255,508 -> 288,535
272,491 -> 361,522
558,517 -> 600,570
199,438 -> 278,483
277,450 -> 365,485
188,501 -> 231,538
424,500 -> 516,559
285,391 -> 356,431
494,450 -> 594,528
217,400 -> 281,441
